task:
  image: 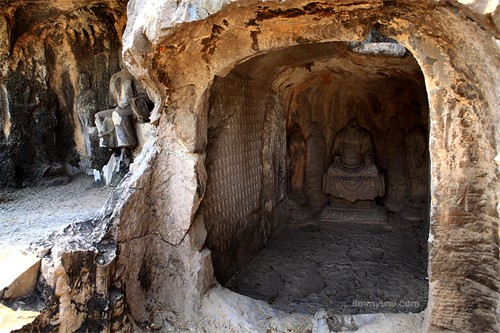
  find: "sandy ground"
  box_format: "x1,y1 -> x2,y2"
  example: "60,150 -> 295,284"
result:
0,174 -> 110,251
0,175 -> 109,332
226,204 -> 429,315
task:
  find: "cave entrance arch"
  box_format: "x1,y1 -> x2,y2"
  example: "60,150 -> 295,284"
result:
198,40 -> 430,314
141,1 -> 499,330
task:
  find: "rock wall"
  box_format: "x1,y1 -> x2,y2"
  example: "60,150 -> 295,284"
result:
5,0 -> 499,332
120,0 -> 499,332
0,1 -> 126,186
200,75 -> 287,283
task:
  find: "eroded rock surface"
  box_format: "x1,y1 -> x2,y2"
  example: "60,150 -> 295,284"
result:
0,0 -> 127,186
0,1 -> 498,333
122,2 -> 499,332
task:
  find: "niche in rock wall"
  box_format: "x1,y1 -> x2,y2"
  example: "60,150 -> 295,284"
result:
201,41 -> 430,294
0,4 -> 126,187
288,77 -> 429,214
212,41 -> 430,314
286,73 -> 429,218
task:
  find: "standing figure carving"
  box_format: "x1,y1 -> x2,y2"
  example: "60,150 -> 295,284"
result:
95,68 -> 138,149
323,114 -> 384,204
288,124 -> 307,204
384,116 -> 407,211
33,89 -> 58,165
305,122 -> 328,210
406,126 -> 428,204
76,72 -> 97,156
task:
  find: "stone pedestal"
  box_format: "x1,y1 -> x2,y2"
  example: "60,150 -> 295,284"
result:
320,205 -> 386,224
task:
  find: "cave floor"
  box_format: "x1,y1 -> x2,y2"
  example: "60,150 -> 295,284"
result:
0,174 -> 109,251
225,204 -> 429,315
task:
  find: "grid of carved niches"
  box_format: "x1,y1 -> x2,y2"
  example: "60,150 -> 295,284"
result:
203,76 -> 270,253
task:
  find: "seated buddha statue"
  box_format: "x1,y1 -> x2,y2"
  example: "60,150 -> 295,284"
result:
323,115 -> 385,203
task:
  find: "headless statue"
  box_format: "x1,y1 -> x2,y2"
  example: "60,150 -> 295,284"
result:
323,115 -> 384,204
76,72 -> 97,156
95,68 -> 138,149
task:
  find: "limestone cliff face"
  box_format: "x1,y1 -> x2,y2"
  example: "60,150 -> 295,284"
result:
1,1 -> 498,332
0,0 -> 126,186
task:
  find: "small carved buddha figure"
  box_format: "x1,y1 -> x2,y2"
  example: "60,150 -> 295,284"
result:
323,113 -> 385,204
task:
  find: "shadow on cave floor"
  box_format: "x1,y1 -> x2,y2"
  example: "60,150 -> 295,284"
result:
0,174 -> 109,251
225,203 -> 428,315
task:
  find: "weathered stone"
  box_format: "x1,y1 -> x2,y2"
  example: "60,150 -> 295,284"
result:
188,215 -> 207,251
0,251 -> 40,299
288,124 -> 307,203
0,2 -> 126,186
312,309 -> 331,333
0,1 -> 498,333
133,122 -> 155,158
349,29 -> 408,57
120,1 -> 497,331
0,303 -> 39,333
305,122 -> 328,210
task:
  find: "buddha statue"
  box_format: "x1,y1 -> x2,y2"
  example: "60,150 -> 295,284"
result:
323,114 -> 384,204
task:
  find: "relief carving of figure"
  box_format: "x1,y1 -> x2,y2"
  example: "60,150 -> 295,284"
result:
305,122 -> 328,210
406,126 -> 428,204
323,113 -> 384,204
384,116 -> 408,211
288,124 -> 307,204
76,72 -> 97,155
95,68 -> 138,149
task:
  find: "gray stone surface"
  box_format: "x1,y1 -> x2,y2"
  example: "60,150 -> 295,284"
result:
226,205 -> 428,315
